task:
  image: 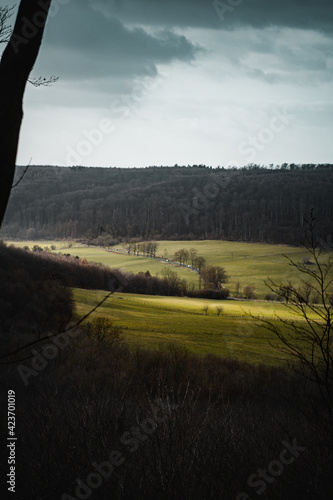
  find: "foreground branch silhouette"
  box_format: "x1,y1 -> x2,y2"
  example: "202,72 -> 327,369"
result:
254,213 -> 333,472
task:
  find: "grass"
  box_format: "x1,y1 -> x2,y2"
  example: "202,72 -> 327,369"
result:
4,240 -> 71,249
5,239 -> 316,298
73,288 -> 319,366
4,238 -> 328,365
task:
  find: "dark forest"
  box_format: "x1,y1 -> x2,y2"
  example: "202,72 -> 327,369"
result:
2,163 -> 332,245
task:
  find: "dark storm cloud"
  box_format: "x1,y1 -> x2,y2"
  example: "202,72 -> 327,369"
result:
35,1 -> 201,81
92,0 -> 333,34
8,0 -> 332,88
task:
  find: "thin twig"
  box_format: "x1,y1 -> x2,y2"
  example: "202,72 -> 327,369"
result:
28,75 -> 59,87
12,159 -> 31,188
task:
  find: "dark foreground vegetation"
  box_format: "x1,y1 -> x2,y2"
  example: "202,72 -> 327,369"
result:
0,242 -> 224,299
2,163 -> 333,245
0,237 -> 332,500
1,326 -> 331,499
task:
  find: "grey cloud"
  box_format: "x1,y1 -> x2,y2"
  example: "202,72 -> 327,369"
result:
205,27 -> 333,85
27,1 -> 204,109
36,2 -> 201,82
245,68 -> 281,84
91,0 -> 333,34
287,101 -> 333,128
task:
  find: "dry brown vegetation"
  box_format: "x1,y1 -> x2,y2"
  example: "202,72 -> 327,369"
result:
0,330 -> 331,500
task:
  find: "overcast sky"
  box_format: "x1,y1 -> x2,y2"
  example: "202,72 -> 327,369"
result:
2,0 -> 333,167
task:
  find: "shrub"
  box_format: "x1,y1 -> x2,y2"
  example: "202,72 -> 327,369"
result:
187,288 -> 229,300
265,292 -> 278,301
243,284 -> 256,300
82,316 -> 123,344
216,306 -> 223,316
202,305 -> 209,315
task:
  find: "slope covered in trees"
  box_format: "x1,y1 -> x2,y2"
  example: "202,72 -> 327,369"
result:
2,164 -> 332,245
0,243 -> 221,299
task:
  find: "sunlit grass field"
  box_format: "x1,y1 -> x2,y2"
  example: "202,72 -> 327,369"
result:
6,239 -> 313,298
116,240 -> 311,297
73,288 -> 318,366
4,238 -> 328,365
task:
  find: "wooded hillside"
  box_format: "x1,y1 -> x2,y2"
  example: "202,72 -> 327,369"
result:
2,164 -> 332,245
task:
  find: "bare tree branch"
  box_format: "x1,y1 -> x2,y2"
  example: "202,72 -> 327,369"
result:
248,213 -> 333,468
11,158 -> 31,188
28,75 -> 59,87
0,5 -> 15,44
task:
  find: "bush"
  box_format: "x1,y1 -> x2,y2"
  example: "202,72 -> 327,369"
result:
0,246 -> 74,353
202,305 -> 209,315
243,284 -> 256,300
216,306 -> 223,316
82,316 -> 123,344
187,288 -> 229,300
265,292 -> 279,301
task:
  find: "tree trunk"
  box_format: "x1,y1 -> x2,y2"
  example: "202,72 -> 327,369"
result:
0,0 -> 51,226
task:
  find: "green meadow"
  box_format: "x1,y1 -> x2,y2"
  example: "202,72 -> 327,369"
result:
6,239 -> 313,298
5,239 -> 329,365
116,240 -> 311,297
73,288 -> 318,366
